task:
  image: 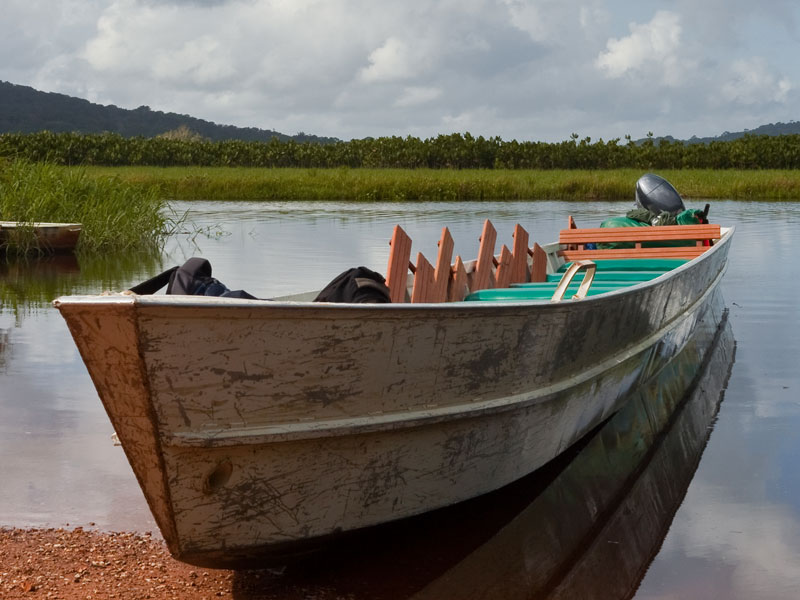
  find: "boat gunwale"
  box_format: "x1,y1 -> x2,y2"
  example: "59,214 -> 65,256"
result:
0,221 -> 83,229
53,226 -> 733,313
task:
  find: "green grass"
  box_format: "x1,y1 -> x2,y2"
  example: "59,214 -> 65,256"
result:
76,166 -> 800,201
0,159 -> 179,254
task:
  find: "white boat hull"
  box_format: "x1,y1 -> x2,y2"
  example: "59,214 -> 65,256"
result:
54,227 -> 732,566
0,221 -> 82,252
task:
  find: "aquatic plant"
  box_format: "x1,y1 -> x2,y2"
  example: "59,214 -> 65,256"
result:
0,159 -> 178,254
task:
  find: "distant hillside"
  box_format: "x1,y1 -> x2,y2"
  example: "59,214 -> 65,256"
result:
0,81 -> 338,144
686,121 -> 800,143
636,121 -> 800,146
3,80 -> 797,147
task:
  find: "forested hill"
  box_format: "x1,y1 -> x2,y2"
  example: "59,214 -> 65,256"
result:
686,121 -> 800,143
633,122 -> 800,145
2,80 -> 798,145
0,81 -> 338,144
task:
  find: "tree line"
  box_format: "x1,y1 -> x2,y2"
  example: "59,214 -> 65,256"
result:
2,130 -> 800,169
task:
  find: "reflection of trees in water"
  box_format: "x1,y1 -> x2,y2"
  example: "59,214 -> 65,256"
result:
0,250 -> 164,320
0,327 -> 8,370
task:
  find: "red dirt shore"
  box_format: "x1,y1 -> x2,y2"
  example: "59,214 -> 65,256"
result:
0,527 -> 346,600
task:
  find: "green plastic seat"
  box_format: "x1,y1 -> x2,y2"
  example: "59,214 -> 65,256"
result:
534,270 -> 667,284
556,258 -> 687,273
465,283 -> 629,302
465,258 -> 684,302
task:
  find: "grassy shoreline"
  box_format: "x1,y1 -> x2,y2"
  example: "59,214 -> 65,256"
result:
1,160 -> 176,254
78,166 -> 800,201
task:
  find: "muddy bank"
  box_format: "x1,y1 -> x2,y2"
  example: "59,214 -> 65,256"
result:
0,527 -> 349,600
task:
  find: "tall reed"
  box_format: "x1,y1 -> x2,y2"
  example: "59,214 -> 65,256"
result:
0,159 -> 177,254
80,166 -> 800,201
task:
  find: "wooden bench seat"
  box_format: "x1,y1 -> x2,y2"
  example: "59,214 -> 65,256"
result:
558,224 -> 721,261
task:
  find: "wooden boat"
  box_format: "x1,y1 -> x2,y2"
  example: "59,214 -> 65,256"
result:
0,221 -> 82,252
53,217 -> 733,567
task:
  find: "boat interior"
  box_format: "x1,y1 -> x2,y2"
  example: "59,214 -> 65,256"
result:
388,217 -> 722,304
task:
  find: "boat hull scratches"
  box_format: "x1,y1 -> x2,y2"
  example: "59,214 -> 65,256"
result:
52,229 -> 732,566
168,286 -> 726,566
171,286 -> 728,569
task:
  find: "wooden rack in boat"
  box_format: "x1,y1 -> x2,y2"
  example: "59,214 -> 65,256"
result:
386,218 -> 721,303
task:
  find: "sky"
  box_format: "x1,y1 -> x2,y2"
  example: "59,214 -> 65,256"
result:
1,0 -> 799,142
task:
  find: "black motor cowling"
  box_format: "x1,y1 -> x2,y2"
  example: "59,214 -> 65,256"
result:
635,173 -> 685,215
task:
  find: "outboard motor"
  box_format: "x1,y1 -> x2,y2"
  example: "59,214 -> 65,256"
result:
635,173 -> 685,215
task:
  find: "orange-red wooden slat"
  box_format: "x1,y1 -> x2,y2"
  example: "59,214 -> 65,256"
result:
448,256 -> 469,302
433,227 -> 454,302
494,245 -> 514,289
509,224 -> 529,284
560,247 -> 709,260
530,242 -> 547,282
411,252 -> 435,303
471,219 -> 497,292
558,224 -> 720,244
386,225 -> 412,303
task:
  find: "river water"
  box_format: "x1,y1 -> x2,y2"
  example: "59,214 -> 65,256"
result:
1,199 -> 799,598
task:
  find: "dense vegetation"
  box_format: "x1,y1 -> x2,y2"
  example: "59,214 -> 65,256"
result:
0,159 -> 177,254
0,81 -> 336,143
2,130 -> 800,170
77,166 -> 800,201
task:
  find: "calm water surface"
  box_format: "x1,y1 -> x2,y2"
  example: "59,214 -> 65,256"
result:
1,199 -> 799,598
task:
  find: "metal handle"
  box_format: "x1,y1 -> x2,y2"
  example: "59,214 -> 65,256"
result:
551,260 -> 597,302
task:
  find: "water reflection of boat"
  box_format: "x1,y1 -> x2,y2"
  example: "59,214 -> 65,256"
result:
409,317 -> 735,600
0,221 -> 82,253
0,255 -> 81,315
238,314 -> 734,599
53,223 -> 733,567
0,254 -> 80,277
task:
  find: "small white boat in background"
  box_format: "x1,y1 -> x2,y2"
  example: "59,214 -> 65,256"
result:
0,221 -> 82,252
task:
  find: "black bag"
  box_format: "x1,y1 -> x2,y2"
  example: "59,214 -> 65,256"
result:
129,257 -> 258,299
313,266 -> 391,303
130,259 -> 391,304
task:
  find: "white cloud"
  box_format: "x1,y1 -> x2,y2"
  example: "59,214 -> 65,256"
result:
83,0 -> 159,73
720,58 -> 793,105
651,480 -> 800,597
502,0 -> 607,46
360,37 -> 420,83
579,5 -> 610,33
152,36 -> 235,85
595,11 -> 686,86
1,1 -> 799,142
395,86 -> 442,108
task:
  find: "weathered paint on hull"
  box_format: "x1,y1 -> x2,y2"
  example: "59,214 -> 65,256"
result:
54,228 -> 732,566
0,221 -> 82,252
